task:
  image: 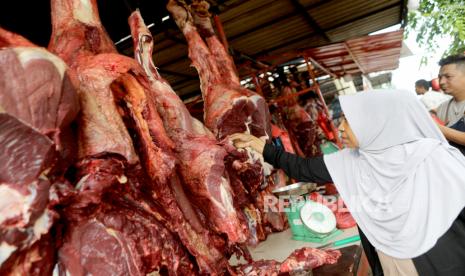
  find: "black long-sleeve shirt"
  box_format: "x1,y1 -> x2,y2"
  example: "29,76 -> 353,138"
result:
263,143 -> 332,183
264,143 -> 386,275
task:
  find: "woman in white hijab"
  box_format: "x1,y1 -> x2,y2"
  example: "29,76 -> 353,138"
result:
230,90 -> 465,276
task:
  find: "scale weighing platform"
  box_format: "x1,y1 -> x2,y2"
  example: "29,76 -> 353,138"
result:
272,182 -> 342,243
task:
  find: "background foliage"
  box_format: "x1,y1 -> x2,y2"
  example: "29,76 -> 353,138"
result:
406,0 -> 465,62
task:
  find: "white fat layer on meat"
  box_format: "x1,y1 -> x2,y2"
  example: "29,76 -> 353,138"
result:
212,177 -> 235,215
137,35 -> 158,83
0,184 -> 36,225
234,95 -> 270,138
33,211 -> 52,238
105,227 -> 118,238
52,263 -> 59,276
220,177 -> 235,214
14,47 -> 67,79
52,263 -> 67,276
244,115 -> 252,134
74,0 -> 96,25
54,267 -> 72,276
117,175 -> 127,184
244,145 -> 273,177
239,114 -> 272,177
5,137 -> 18,149
75,174 -> 90,190
192,118 -> 214,137
0,242 -> 17,266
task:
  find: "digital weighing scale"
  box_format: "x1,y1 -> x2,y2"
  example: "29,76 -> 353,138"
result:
272,183 -> 342,243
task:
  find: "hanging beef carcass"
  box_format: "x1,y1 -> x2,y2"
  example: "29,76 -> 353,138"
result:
186,1 -> 274,193
0,27 -> 79,275
128,10 -> 249,246
167,0 -> 287,237
166,0 -> 271,190
169,0 -> 271,140
129,7 -> 266,245
279,85 -> 322,157
48,0 -> 230,274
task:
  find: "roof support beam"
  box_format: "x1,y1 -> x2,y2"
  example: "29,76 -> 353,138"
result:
306,56 -> 338,78
343,42 -> 366,75
231,48 -> 270,68
289,0 -> 330,42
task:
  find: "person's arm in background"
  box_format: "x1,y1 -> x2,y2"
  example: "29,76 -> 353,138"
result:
438,124 -> 465,145
229,133 -> 332,183
433,100 -> 465,142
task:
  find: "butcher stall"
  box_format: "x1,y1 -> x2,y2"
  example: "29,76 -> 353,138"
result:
0,0 -> 405,275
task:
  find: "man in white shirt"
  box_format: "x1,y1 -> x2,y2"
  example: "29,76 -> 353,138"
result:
415,79 -> 451,112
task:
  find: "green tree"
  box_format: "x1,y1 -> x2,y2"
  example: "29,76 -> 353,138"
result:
406,0 -> 465,59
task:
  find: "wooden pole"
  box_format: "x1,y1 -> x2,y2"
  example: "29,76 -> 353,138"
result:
213,15 -> 229,50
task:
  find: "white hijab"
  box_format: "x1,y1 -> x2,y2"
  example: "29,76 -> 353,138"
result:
324,89 -> 465,258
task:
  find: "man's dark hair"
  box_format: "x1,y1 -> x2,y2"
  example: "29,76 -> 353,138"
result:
415,79 -> 430,89
438,54 -> 465,69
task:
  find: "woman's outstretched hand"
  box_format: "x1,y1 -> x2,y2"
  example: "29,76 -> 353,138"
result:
228,133 -> 266,154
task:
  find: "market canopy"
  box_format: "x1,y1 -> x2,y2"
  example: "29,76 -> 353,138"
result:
1,0 -> 406,98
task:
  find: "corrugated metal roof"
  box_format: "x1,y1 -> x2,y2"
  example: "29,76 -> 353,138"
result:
346,29 -> 403,73
0,0 -> 406,98
309,0 -> 399,28
309,29 -> 404,75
